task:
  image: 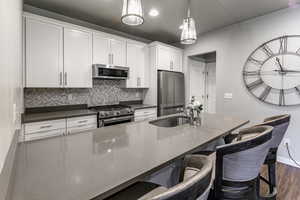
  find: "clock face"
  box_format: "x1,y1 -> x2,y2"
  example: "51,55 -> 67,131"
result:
243,35 -> 300,106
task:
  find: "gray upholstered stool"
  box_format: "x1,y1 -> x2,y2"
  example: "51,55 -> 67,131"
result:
105,155 -> 213,200
257,114 -> 291,198
226,114 -> 291,198
213,126 -> 273,200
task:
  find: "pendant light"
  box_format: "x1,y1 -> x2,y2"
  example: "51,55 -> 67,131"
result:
181,0 -> 197,44
121,0 -> 144,26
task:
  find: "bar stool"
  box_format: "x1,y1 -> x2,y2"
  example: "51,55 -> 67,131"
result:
105,155 -> 213,200
257,114 -> 291,198
226,114 -> 291,198
213,126 -> 273,200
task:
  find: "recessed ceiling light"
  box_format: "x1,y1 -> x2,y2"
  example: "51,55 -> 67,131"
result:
149,9 -> 159,17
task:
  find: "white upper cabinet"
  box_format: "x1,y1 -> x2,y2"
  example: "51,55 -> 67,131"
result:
152,42 -> 183,72
126,41 -> 149,88
92,33 -> 110,66
93,33 -> 126,67
25,18 -> 63,88
171,49 -> 183,72
157,46 -> 172,71
64,27 -> 92,88
110,39 -> 126,67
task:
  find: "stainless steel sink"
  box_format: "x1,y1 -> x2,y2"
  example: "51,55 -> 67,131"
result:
149,116 -> 190,128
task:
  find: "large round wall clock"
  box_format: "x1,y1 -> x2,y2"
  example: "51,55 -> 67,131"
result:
243,35 -> 300,106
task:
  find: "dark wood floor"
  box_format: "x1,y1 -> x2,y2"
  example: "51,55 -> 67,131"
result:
260,163 -> 300,200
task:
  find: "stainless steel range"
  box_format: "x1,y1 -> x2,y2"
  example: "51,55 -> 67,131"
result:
89,105 -> 134,128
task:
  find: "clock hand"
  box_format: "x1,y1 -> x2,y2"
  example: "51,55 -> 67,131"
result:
274,69 -> 300,73
275,57 -> 285,72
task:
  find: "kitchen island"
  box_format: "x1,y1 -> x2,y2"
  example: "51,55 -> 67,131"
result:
11,113 -> 248,200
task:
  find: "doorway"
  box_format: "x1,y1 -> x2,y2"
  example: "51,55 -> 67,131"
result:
189,52 -> 216,113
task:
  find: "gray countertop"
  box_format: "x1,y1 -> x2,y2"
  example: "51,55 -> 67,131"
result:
128,104 -> 157,110
11,113 -> 248,200
22,109 -> 98,123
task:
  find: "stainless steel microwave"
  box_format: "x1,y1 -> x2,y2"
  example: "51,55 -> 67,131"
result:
92,64 -> 129,80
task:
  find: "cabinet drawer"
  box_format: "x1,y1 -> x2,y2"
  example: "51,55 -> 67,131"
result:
134,108 -> 157,117
66,115 -> 97,127
24,119 -> 66,134
135,114 -> 156,122
67,123 -> 97,135
24,129 -> 65,141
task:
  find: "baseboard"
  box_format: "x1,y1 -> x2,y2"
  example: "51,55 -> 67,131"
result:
277,156 -> 300,169
0,130 -> 19,200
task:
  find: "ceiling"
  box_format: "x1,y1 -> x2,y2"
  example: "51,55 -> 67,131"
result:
24,0 -> 300,45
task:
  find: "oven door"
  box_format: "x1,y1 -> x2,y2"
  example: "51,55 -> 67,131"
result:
101,115 -> 134,127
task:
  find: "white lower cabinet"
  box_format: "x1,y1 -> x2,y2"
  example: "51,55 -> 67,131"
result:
23,115 -> 97,142
66,115 -> 97,135
134,108 -> 157,122
24,119 -> 66,142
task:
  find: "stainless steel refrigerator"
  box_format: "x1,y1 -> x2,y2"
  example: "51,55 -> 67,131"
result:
157,70 -> 185,116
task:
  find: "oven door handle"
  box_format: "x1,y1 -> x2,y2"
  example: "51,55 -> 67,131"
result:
102,115 -> 133,124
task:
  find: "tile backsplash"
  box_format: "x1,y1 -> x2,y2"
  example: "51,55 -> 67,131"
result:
24,79 -> 146,108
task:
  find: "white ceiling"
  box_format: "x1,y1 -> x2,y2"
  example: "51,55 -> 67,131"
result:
24,0 -> 300,45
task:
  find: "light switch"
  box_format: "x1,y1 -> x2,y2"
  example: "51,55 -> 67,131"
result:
224,93 -> 233,99
13,103 -> 17,123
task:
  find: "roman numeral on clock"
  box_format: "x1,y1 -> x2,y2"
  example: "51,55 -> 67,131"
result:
248,57 -> 264,66
279,89 -> 285,106
247,79 -> 263,90
279,36 -> 288,54
261,45 -> 274,57
259,86 -> 272,101
295,87 -> 300,95
243,70 -> 260,76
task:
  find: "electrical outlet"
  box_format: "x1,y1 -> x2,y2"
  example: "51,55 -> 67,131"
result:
283,138 -> 291,146
68,94 -> 73,101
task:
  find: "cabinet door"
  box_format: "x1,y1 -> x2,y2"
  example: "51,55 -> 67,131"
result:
64,27 -> 92,88
157,47 -> 171,71
171,49 -> 183,72
93,33 -> 110,65
126,43 -> 138,88
126,42 -> 148,88
110,39 -> 126,67
139,46 -> 150,88
25,18 -> 63,88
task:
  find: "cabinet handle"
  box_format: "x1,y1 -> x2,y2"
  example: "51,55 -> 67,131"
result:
64,72 -> 67,86
78,120 -> 88,124
137,77 -> 141,87
77,124 -> 87,128
40,125 -> 52,129
59,72 -> 63,86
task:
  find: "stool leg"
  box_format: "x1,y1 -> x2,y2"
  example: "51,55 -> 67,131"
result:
268,162 -> 276,194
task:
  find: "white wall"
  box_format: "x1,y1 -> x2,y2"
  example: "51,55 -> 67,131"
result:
184,7 -> 300,166
0,0 -> 23,172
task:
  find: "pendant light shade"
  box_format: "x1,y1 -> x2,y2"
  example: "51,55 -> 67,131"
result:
121,0 -> 144,26
181,1 -> 197,45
